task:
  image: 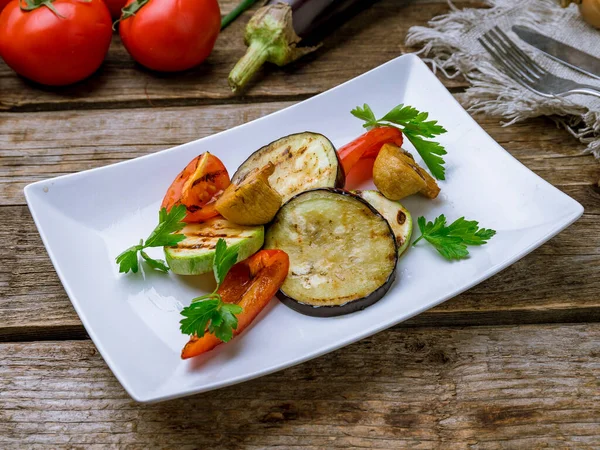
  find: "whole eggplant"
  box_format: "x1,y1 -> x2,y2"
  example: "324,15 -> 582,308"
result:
228,0 -> 377,92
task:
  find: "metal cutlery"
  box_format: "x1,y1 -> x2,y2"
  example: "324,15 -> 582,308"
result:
478,26 -> 600,99
512,25 -> 600,81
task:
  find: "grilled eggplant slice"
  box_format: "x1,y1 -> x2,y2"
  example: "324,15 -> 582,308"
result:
232,132 -> 344,203
265,188 -> 397,317
353,190 -> 413,256
165,217 -> 264,275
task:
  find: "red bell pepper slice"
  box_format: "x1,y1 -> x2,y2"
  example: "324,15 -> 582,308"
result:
181,249 -> 290,359
337,126 -> 404,177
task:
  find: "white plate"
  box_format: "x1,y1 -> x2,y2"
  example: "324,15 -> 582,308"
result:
25,55 -> 583,403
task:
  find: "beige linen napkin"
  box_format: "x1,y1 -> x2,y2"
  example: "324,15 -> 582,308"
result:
406,0 -> 600,157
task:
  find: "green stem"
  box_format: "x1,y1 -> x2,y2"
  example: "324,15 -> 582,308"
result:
412,235 -> 424,246
221,0 -> 259,30
20,0 -> 65,17
191,293 -> 221,304
228,40 -> 270,93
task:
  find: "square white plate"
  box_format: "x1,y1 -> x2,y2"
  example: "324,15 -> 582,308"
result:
25,54 -> 583,403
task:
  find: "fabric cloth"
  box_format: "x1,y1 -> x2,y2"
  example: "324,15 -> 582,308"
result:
406,0 -> 600,157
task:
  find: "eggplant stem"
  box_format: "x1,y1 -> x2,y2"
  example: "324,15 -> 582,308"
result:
228,41 -> 270,93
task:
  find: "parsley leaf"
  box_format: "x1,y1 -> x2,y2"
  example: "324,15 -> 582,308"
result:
180,298 -> 221,336
403,134 -> 447,180
115,243 -> 143,274
351,103 -> 448,180
145,205 -> 187,247
413,214 -> 496,260
380,104 -> 420,124
213,238 -> 239,287
140,251 -> 170,273
351,104 -> 378,128
179,239 -> 243,343
115,204 -> 187,274
209,303 -> 243,342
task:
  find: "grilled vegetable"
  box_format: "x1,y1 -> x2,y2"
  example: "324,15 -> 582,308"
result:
265,188 -> 397,317
351,103 -> 448,180
181,249 -> 289,359
165,217 -> 264,275
232,132 -> 344,203
228,0 -> 376,92
373,144 -> 440,200
162,153 -> 230,223
338,126 -> 404,176
353,190 -> 412,256
216,162 -> 282,225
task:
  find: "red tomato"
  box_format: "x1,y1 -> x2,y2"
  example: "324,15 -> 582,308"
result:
0,0 -> 112,86
119,0 -> 220,72
0,0 -> 13,13
102,0 -> 126,18
162,152 -> 230,223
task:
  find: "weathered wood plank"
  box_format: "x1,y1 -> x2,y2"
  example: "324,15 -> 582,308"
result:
0,0 -> 473,112
1,324 -> 599,448
1,98 -> 599,340
1,204 -> 598,341
1,100 -> 599,207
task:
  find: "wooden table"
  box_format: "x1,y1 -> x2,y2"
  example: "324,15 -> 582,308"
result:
2,0 -> 599,447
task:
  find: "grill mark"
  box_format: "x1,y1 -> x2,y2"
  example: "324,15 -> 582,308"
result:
296,145 -> 308,155
176,243 -> 218,250
192,170 -> 226,187
397,211 -> 406,225
185,233 -> 231,238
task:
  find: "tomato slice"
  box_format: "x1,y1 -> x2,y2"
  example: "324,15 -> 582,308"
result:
338,127 -> 404,177
161,152 -> 230,223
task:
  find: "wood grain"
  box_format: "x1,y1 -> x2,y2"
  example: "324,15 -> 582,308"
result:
1,205 -> 598,341
0,0 -> 473,112
1,98 -> 599,340
1,324 -> 599,448
2,99 -> 599,207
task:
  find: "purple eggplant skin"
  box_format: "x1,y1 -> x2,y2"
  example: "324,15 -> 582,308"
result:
269,188 -> 398,318
277,269 -> 396,317
268,0 -> 377,44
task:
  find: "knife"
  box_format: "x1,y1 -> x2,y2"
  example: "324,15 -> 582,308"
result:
512,25 -> 600,81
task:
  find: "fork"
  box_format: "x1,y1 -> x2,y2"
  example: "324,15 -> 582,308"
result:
479,26 -> 600,99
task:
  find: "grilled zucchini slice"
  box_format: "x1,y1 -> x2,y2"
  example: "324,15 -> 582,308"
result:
165,217 -> 264,275
265,188 -> 397,317
353,190 -> 412,256
232,132 -> 344,203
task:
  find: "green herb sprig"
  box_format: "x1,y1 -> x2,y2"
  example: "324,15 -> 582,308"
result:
115,204 -> 187,274
413,215 -> 496,260
179,239 -> 242,342
351,103 -> 448,180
